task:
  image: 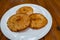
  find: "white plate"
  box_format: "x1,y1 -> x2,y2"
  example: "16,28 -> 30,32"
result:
1,4 -> 52,40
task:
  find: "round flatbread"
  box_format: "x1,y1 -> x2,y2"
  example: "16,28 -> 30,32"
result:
16,6 -> 33,15
30,13 -> 48,29
7,14 -> 30,32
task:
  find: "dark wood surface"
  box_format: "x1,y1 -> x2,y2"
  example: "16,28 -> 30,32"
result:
0,0 -> 60,40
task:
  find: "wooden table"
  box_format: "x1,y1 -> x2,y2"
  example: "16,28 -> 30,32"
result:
0,0 -> 60,40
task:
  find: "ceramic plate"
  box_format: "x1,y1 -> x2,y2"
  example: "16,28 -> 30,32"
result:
1,4 -> 52,40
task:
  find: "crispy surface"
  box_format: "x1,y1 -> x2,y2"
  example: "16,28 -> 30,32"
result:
16,6 -> 33,15
7,14 -> 30,32
30,13 -> 48,29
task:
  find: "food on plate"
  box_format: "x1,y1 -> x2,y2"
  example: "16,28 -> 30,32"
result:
7,6 -> 48,32
30,13 -> 48,29
16,6 -> 33,15
7,14 -> 30,32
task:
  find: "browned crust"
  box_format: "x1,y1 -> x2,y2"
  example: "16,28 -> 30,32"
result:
30,13 -> 48,29
16,6 -> 33,15
7,14 -> 30,32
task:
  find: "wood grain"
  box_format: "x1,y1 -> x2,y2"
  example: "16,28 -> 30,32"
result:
0,0 -> 60,40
